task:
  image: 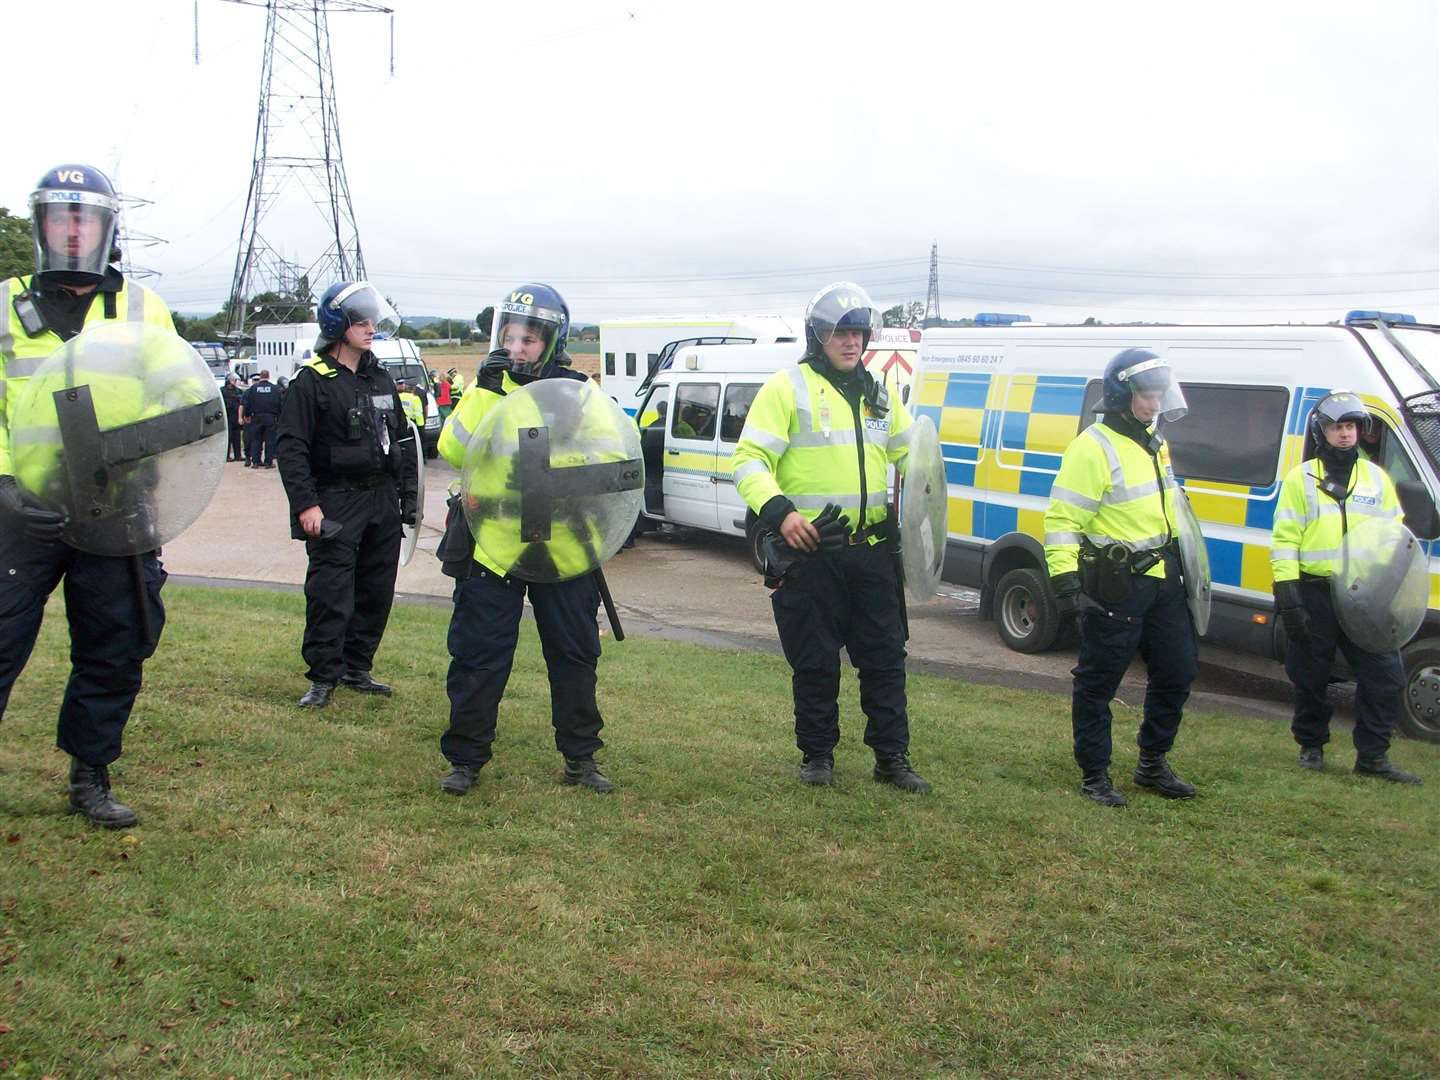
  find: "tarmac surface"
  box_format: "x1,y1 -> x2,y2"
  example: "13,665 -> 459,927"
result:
163,457 -> 1317,725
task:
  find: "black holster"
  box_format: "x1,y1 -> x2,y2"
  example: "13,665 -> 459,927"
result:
1080,541 -> 1136,606
436,490 -> 476,579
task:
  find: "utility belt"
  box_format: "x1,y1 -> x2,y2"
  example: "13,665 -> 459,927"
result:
1078,538 -> 1177,606
316,473 -> 393,494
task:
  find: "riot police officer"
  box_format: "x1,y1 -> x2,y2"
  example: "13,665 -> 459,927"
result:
395,378 -> 424,429
1272,392 -> 1421,783
276,282 -> 418,708
240,368 -> 282,467
731,282 -> 930,792
0,164 -> 177,827
1044,348 -> 1199,807
436,283 -> 615,795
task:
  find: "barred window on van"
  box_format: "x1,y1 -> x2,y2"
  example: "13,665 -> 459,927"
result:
625,352 -> 637,377
1081,381 -> 1289,487
605,352 -> 616,376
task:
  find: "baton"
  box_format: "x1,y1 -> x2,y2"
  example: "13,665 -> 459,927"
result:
593,567 -> 625,641
128,554 -> 154,648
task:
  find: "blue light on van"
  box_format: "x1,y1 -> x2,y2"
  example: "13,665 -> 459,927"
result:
975,313 -> 1032,326
1345,310 -> 1417,325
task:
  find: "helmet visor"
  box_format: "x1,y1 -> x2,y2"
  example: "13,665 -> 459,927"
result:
492,300 -> 563,376
806,281 -> 880,346
332,282 -> 401,340
1119,358 -> 1188,422
1314,390 -> 1369,427
31,190 -> 117,280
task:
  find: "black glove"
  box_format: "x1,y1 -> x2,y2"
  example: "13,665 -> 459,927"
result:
0,475 -> 66,543
811,503 -> 853,551
476,349 -> 511,393
1051,570 -> 1082,617
1274,579 -> 1311,646
400,496 -> 418,528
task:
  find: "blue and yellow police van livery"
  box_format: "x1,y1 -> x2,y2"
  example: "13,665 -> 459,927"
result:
913,316 -> 1440,742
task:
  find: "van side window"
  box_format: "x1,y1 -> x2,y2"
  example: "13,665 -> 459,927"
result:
605,352 -> 615,376
1082,381 -> 1287,488
625,352 -> 637,377
673,383 -> 719,440
721,384 -> 760,442
1369,418 -> 1422,487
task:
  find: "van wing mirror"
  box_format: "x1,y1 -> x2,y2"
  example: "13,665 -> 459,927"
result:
1396,480 -> 1440,540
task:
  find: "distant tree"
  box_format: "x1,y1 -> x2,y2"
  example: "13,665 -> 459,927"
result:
882,304 -> 906,328
418,327 -> 440,340
905,301 -> 925,328
475,305 -> 495,339
396,323 -> 419,340
1083,316 -> 1100,326
0,208 -> 32,281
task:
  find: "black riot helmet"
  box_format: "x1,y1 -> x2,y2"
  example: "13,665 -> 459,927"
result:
1101,347 -> 1188,422
29,164 -> 121,285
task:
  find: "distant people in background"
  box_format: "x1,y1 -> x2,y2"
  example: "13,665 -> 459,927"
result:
396,378 -> 424,429
447,367 -> 465,402
435,367 -> 454,421
222,374 -> 244,462
240,368 -> 282,468
276,375 -> 289,406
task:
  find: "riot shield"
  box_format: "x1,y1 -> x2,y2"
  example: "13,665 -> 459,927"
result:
900,415 -> 946,601
460,378 -> 643,583
1172,485 -> 1213,636
10,322 -> 227,555
1332,517 -> 1428,652
399,420 -> 425,567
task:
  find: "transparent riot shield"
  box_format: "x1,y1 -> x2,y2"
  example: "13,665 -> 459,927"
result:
10,322 -> 227,555
1333,517 -> 1428,652
460,378 -> 643,583
1172,485 -> 1213,636
399,420 -> 425,567
900,415 -> 947,601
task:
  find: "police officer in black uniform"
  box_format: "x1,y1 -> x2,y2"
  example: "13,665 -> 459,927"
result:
276,282 -> 417,708
222,374 -> 244,461
240,369 -> 282,468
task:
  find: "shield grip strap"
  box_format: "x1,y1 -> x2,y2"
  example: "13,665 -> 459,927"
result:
516,425 -> 642,543
55,386 -> 226,470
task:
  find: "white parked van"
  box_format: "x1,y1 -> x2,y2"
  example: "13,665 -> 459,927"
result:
633,337 -> 922,570
251,322 -> 321,383
912,315 -> 1440,740
370,337 -> 442,457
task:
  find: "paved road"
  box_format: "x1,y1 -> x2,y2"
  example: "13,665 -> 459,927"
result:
164,458 -> 1311,724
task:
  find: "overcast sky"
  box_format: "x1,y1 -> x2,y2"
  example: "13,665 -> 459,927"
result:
5,0 -> 1437,325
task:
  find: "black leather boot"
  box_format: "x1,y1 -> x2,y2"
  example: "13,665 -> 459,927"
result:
873,753 -> 932,794
1354,755 -> 1422,785
298,681 -> 334,708
440,764 -> 481,795
339,671 -> 392,696
68,760 -> 138,829
562,757 -> 614,794
1133,751 -> 1196,799
798,754 -> 834,786
1080,770 -> 1128,807
1298,746 -> 1324,771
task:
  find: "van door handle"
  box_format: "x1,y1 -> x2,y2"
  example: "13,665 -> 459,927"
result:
666,448 -> 680,456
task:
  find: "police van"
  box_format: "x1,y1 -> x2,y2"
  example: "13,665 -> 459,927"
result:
633,331 -> 923,570
912,314 -> 1440,740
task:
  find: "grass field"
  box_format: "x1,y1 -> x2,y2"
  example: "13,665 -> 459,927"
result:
1,586 -> 1437,1078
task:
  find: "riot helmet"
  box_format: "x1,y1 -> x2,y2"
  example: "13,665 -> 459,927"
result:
805,281 -> 879,355
1308,390 -> 1371,445
316,281 -> 401,351
491,283 -> 570,378
1101,348 -> 1187,423
29,164 -> 120,285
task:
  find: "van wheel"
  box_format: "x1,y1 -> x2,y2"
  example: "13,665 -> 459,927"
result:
994,567 -> 1061,653
1400,639 -> 1440,743
745,514 -> 767,575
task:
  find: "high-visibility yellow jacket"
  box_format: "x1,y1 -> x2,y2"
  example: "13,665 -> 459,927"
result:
448,371 -> 466,398
1270,457 -> 1401,583
0,274 -> 174,477
439,370 -> 617,579
398,390 -> 424,428
1044,421 -> 1180,580
731,362 -> 914,536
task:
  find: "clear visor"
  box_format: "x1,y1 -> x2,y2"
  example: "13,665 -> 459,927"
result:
1121,359 -> 1188,422
806,281 -> 880,346
332,282 -> 401,339
31,192 -> 117,280
492,305 -> 561,375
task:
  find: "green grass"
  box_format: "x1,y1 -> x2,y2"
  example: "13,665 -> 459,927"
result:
1,586 -> 1437,1078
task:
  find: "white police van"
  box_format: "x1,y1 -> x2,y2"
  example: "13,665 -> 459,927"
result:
633,331 -> 922,571
911,313 -> 1440,740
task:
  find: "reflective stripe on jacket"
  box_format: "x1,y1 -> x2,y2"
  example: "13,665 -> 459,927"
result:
730,363 -> 914,535
0,274 -> 174,476
1270,457 -> 1400,583
1044,422 -> 1179,579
